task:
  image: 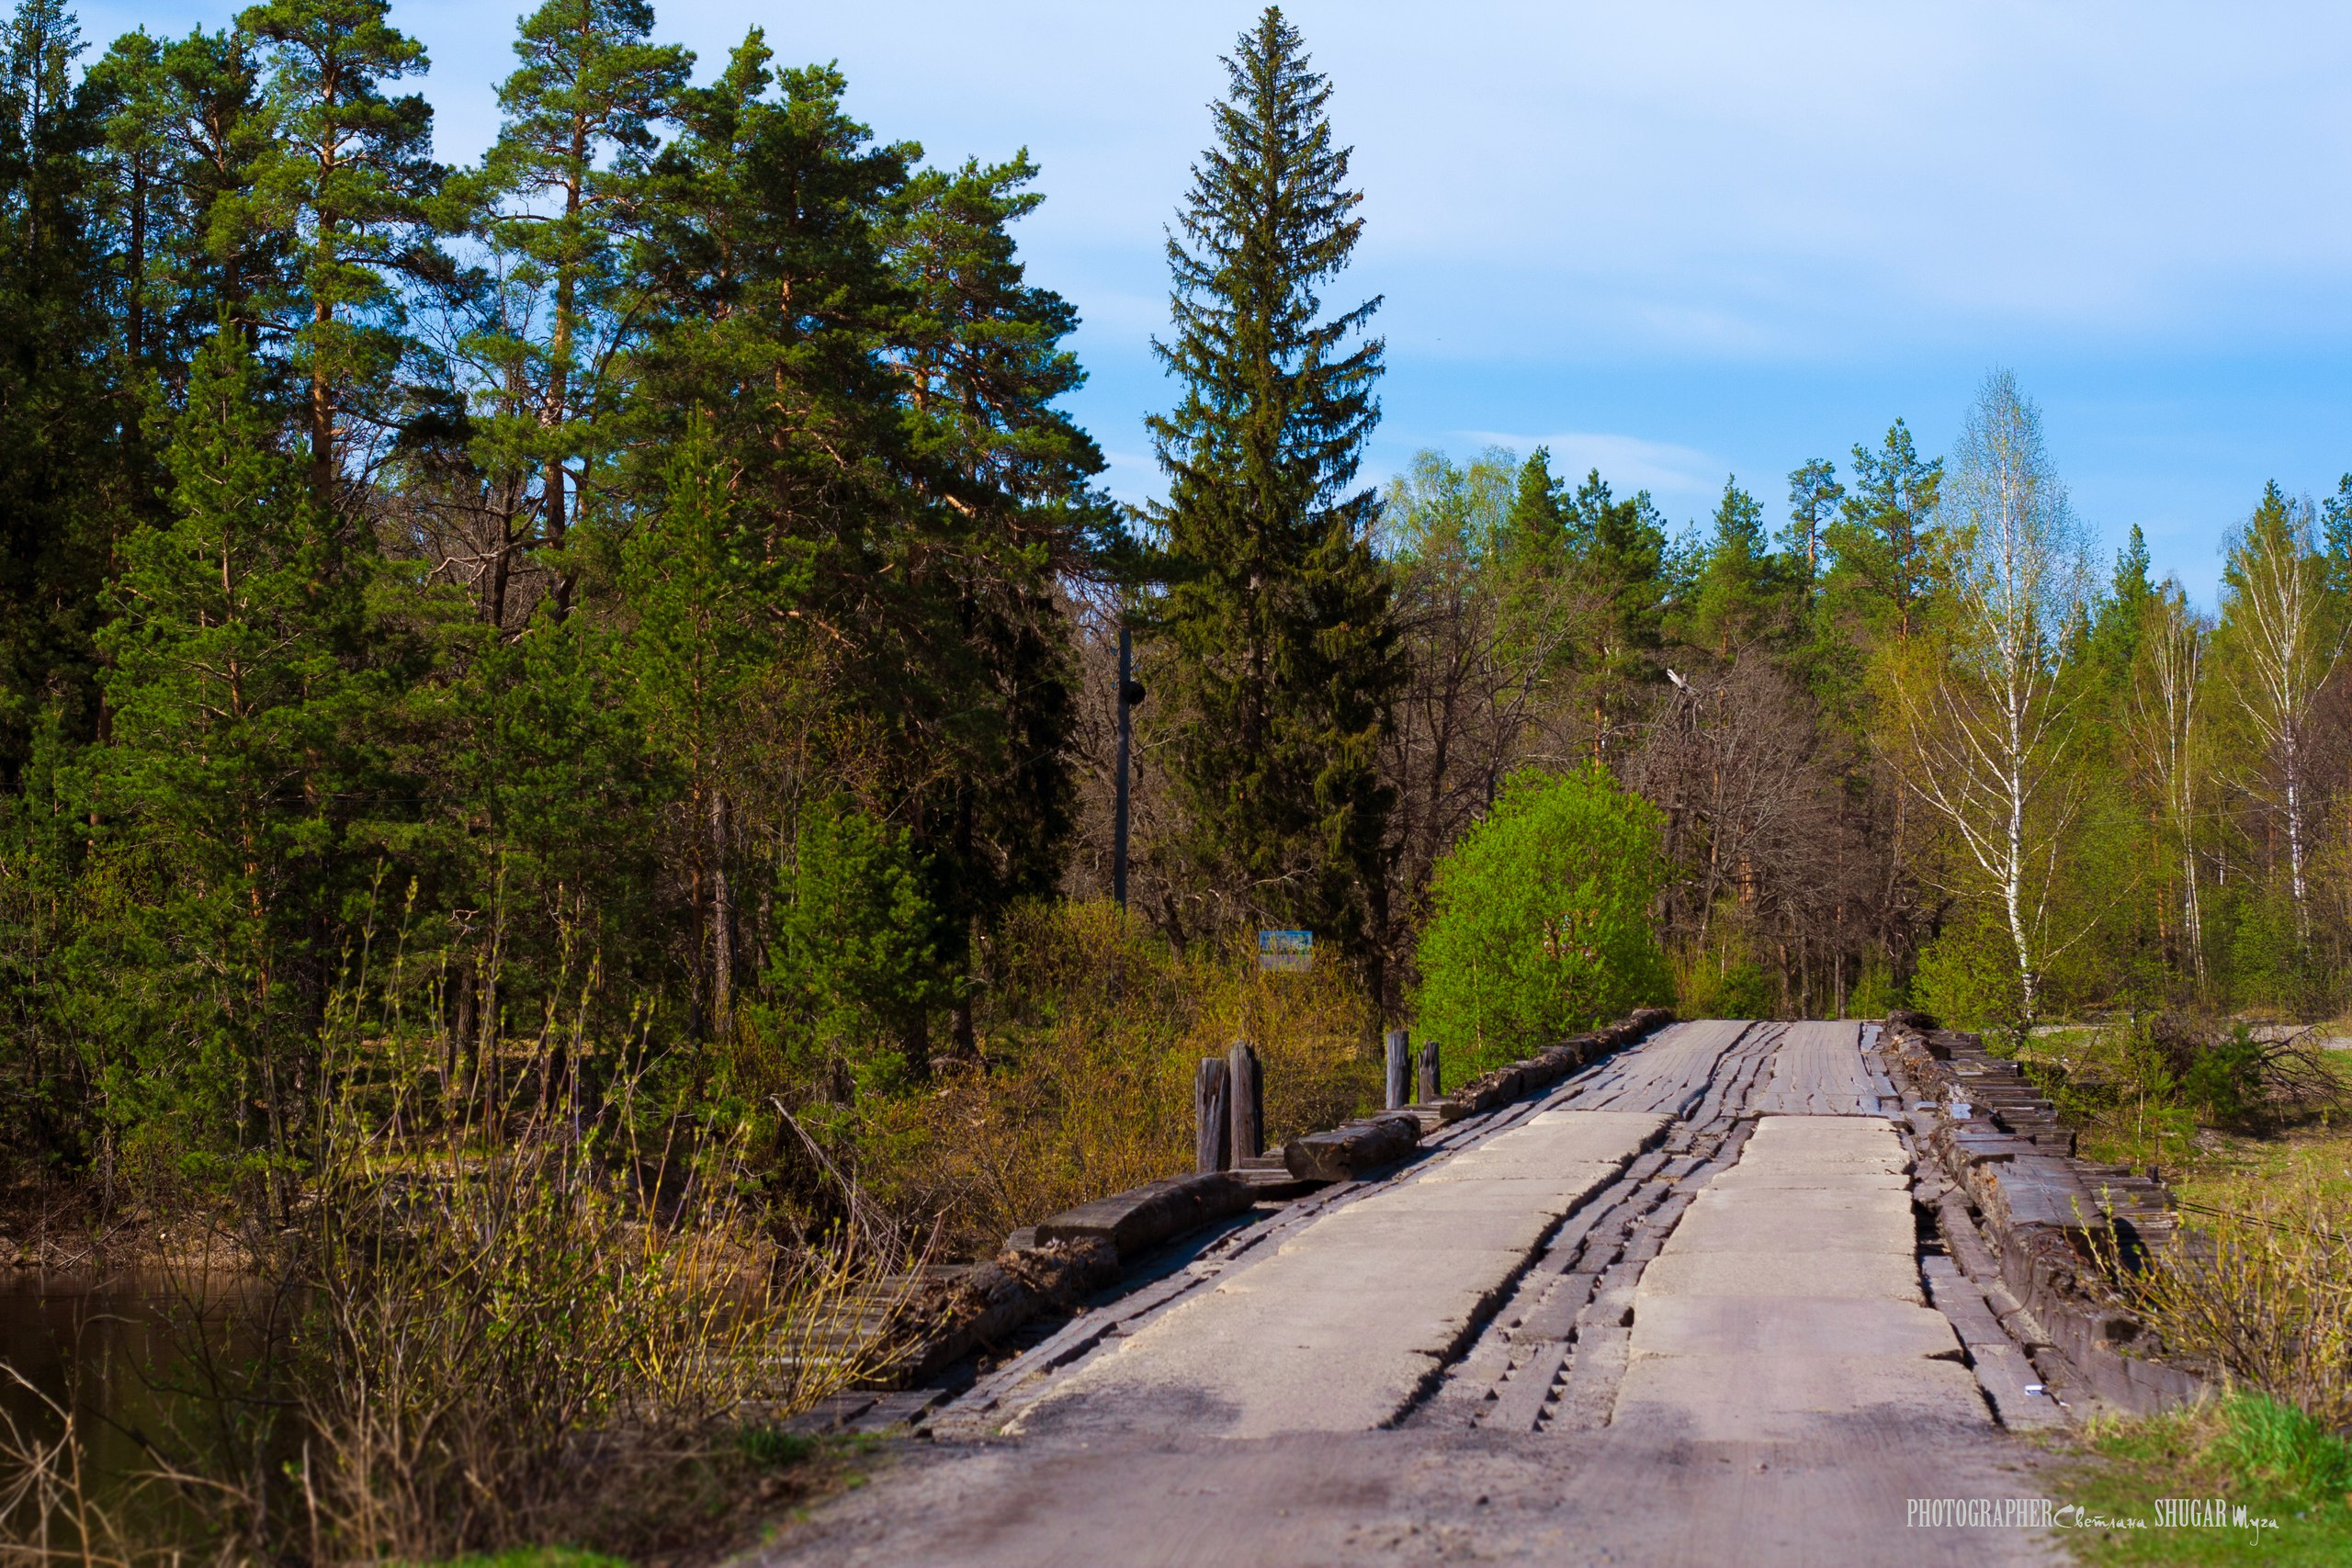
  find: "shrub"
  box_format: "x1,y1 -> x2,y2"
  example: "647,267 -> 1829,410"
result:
1409,766 -> 1670,1077
1911,912 -> 2024,1040
1674,930 -> 1778,1020
872,900 -> 1379,1257
2117,1153 -> 2352,1430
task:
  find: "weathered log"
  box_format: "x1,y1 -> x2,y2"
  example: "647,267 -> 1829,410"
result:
1195,1055 -> 1230,1174
1283,1114 -> 1419,1181
1035,1170 -> 1256,1261
891,1237 -> 1119,1386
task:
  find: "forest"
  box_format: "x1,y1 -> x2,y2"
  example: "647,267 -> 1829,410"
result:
0,0 -> 2349,1249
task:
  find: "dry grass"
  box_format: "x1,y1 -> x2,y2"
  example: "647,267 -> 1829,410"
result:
2113,1138 -> 2352,1430
866,900 -> 1381,1258
0,926 -> 903,1566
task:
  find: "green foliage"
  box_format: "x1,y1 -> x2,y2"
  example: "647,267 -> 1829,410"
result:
0,0 -> 140,780
736,1424 -> 815,1469
2206,1393 -> 2352,1505
1822,417 -> 1941,642
1410,766 -> 1671,1074
1911,913 -> 2025,1038
1678,934 -> 1778,1021
2177,1023 -> 2266,1127
758,798 -> 950,1095
1145,6 -> 1401,996
1843,956 -> 1904,1020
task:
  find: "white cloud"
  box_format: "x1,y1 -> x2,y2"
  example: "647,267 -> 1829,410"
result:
1460,431 -> 1724,500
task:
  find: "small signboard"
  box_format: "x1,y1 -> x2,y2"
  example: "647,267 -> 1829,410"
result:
1259,930 -> 1313,974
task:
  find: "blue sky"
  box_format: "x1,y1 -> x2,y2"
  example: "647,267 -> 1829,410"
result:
81,0 -> 2352,605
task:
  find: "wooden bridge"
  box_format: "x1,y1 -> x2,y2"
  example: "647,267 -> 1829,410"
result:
763,1017 -> 2194,1567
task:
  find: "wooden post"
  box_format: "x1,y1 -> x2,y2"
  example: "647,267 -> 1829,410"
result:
1227,1040 -> 1263,1161
1418,1037 -> 1442,1103
1385,1028 -> 1410,1111
1195,1055 -> 1231,1173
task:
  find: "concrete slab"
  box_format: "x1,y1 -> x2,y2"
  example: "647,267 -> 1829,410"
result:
1637,1246 -> 1925,1302
1708,1168 -> 1911,1190
1613,1350 -> 1990,1440
1631,1295 -> 1963,1359
1663,1206 -> 1915,1255
1404,1165 -> 1625,1206
1684,1186 -> 1915,1213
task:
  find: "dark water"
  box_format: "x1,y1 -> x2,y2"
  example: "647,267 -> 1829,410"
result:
0,1272 -> 277,1540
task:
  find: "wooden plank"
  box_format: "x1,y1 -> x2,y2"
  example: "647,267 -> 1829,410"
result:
1553,1324 -> 1630,1429
1512,1270 -> 1603,1342
1921,1256 -> 2011,1348
1484,1340 -> 1570,1432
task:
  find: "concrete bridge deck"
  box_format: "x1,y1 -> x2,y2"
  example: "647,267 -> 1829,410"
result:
761,1021 -> 2066,1567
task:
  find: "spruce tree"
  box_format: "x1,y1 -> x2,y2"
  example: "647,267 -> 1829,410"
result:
1690,476 -> 1788,659
1147,6 -> 1399,1001
93,327 -> 389,1166
0,0 -> 131,779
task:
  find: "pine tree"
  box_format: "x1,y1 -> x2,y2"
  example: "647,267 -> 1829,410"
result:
1824,418 -> 1942,640
465,0 -> 688,622
231,0 -> 444,501
888,151 -> 1111,1051
1560,468 -> 1668,761
1782,457 -> 1842,581
1146,6 -> 1400,1000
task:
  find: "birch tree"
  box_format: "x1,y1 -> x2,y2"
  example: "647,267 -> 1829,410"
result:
2217,483 -> 2346,945
1889,370 -> 2092,1027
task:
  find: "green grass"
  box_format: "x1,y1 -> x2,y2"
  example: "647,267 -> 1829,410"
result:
2061,1394 -> 2352,1567
419,1552 -> 633,1568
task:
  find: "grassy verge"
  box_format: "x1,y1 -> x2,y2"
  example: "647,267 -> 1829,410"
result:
2058,1395 -> 2352,1567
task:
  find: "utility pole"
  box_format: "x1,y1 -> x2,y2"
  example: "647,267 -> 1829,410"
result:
1114,624 -> 1146,908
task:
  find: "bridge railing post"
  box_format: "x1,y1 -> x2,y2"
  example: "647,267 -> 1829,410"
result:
1195,1055 -> 1231,1173
1385,1028 -> 1409,1111
1226,1040 -> 1262,1162
1418,1037 -> 1441,1103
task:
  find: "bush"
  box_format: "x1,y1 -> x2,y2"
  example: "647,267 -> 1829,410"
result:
872,900 -> 1380,1257
1674,930 -> 1778,1020
1409,766 -> 1670,1077
2179,1024 -> 2267,1126
2117,1152 -> 2352,1430
1911,912 -> 2024,1039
